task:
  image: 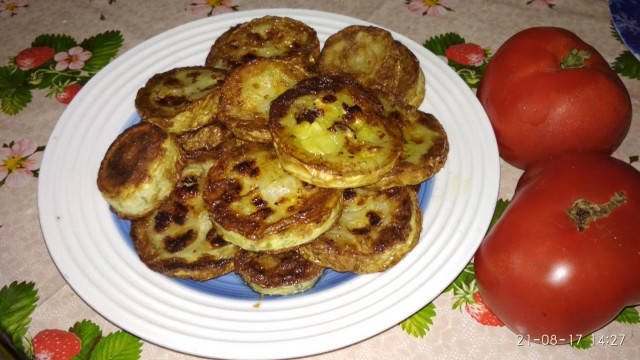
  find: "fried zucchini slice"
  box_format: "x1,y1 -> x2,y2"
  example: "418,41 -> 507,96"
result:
202,141 -> 343,252
217,59 -> 311,142
135,66 -> 227,134
317,25 -> 402,96
175,121 -> 234,159
394,40 -> 426,108
298,186 -> 422,274
205,16 -> 320,72
365,94 -> 449,190
97,122 -> 184,219
130,159 -> 237,281
269,76 -> 403,188
318,26 -> 426,108
234,249 -> 324,295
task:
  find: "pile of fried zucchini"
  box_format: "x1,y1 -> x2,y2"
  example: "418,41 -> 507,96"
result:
97,16 -> 449,296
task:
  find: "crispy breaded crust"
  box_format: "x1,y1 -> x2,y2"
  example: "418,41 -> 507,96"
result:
217,59 -> 311,142
297,186 -> 422,274
365,93 -> 448,190
130,159 -> 237,281
269,75 -> 403,188
97,122 -> 184,219
205,16 -> 320,72
135,66 -> 227,134
234,249 -> 324,295
202,141 -> 343,252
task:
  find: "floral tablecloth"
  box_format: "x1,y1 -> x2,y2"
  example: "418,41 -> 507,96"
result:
1,0 -> 639,359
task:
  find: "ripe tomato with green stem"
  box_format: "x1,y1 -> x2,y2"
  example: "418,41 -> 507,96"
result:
474,152 -> 640,343
477,27 -> 631,169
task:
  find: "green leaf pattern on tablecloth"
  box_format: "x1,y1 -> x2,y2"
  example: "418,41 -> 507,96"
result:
610,21 -> 640,80
401,303 -> 437,338
0,30 -> 123,115
615,307 -> 640,325
423,33 -> 491,89
0,281 -> 38,355
0,282 -> 143,360
80,31 -> 129,73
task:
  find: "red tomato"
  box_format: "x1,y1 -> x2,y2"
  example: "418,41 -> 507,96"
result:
477,27 -> 632,169
474,152 -> 640,343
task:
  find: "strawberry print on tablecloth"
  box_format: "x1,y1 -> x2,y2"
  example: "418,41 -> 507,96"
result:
32,329 -> 81,360
0,281 -> 143,359
0,31 -> 123,115
423,32 -> 491,89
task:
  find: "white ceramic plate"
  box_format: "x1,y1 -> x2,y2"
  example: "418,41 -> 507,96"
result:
38,9 -> 499,360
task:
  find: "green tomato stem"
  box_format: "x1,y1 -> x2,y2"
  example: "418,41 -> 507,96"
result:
560,49 -> 591,69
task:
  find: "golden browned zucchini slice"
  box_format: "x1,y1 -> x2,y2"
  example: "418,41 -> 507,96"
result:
202,141 -> 343,252
269,76 -> 403,188
234,249 -> 324,295
217,59 -> 311,142
317,25 -> 402,96
97,122 -> 184,219
298,186 -> 422,274
365,94 -> 448,190
130,159 -> 237,281
135,66 -> 227,134
175,122 -> 234,159
205,16 -> 320,72
318,26 -> 426,108
393,40 -> 426,108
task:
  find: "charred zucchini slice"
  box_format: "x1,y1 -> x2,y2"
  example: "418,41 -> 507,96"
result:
269,75 -> 403,188
135,66 -> 227,134
202,141 -> 343,252
97,122 -> 184,219
235,249 -> 324,295
217,58 -> 311,142
318,26 -> 426,108
175,122 -> 235,160
130,159 -> 237,281
205,15 -> 320,72
298,186 -> 422,274
365,93 -> 448,190
393,40 -> 426,108
317,25 -> 401,95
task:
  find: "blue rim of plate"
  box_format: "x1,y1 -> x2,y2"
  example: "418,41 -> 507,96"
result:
609,0 -> 640,59
113,115 -> 435,301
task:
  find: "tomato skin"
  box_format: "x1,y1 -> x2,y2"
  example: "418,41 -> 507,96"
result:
477,27 -> 632,170
474,152 -> 640,343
